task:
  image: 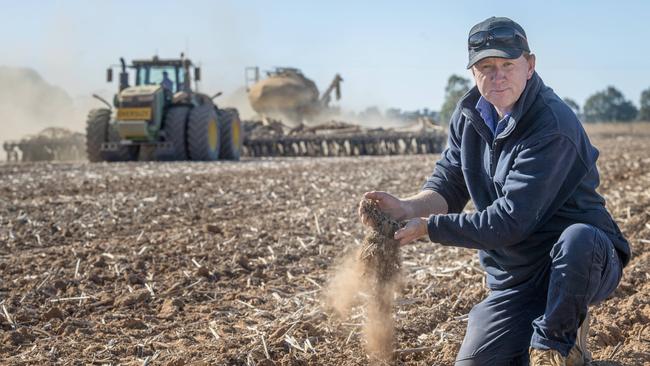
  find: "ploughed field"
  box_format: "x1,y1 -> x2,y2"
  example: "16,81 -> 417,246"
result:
1,124 -> 649,365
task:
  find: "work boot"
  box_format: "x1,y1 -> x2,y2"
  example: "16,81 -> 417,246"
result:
567,311 -> 592,366
530,348 -> 566,366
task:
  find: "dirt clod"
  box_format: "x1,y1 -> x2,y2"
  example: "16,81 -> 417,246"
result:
196,266 -> 211,278
205,224 -> 223,234
92,256 -> 106,268
125,272 -> 145,285
120,318 -> 148,329
116,289 -> 151,307
42,307 -> 65,321
52,279 -> 67,291
159,298 -> 183,319
237,255 -> 254,272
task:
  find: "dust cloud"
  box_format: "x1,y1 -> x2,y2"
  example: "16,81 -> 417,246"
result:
220,86 -> 256,120
0,66 -> 95,159
325,247 -> 366,317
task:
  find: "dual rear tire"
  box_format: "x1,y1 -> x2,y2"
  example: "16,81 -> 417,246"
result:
166,104 -> 242,161
155,106 -> 190,161
187,105 -> 221,161
218,108 -> 243,160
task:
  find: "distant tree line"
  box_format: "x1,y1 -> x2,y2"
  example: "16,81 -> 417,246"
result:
438,74 -> 650,124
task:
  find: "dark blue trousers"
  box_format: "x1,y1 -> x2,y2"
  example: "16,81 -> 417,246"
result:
455,223 -> 623,366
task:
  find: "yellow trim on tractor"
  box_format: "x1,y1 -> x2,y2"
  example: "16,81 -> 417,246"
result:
117,107 -> 152,120
208,119 -> 218,151
233,120 -> 240,147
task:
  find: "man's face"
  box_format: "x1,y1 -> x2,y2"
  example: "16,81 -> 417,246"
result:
471,55 -> 535,114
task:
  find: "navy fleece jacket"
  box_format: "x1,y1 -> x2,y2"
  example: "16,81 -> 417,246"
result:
423,72 -> 631,289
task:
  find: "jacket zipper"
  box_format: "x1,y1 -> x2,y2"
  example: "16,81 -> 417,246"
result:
489,120 -> 515,178
489,139 -> 497,178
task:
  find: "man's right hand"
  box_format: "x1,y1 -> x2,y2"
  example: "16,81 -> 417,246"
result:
358,191 -> 409,227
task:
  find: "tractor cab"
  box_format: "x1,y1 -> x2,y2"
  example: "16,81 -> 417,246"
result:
132,56 -> 198,93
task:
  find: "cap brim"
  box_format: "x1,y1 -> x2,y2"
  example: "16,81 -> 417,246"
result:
466,48 -> 523,69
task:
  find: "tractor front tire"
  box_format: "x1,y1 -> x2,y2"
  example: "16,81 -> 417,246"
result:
85,108 -> 139,162
187,105 -> 220,161
86,108 -> 111,162
155,106 -> 190,160
218,108 -> 243,160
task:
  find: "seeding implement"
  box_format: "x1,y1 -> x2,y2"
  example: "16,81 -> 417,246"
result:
242,119 -> 446,158
242,66 -> 445,157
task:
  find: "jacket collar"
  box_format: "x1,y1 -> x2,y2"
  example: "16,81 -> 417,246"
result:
460,72 -> 544,140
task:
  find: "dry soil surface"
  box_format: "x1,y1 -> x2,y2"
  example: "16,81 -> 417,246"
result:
1,126 -> 649,365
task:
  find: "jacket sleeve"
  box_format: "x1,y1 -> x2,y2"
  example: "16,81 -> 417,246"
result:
422,108 -> 470,213
427,134 -> 589,249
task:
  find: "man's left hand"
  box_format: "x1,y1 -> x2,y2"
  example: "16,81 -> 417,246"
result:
394,217 -> 429,246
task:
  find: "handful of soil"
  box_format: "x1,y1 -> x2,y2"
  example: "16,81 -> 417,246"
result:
358,199 -> 404,362
358,198 -> 403,287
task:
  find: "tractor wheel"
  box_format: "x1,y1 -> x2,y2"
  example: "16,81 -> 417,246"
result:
187,104 -> 220,161
218,108 -> 243,160
86,108 -> 139,162
154,106 -> 190,160
86,108 -> 111,162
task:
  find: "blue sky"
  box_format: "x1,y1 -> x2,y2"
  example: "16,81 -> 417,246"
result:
2,0 -> 649,113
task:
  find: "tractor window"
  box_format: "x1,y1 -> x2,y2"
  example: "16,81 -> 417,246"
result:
178,70 -> 186,91
136,66 -> 178,92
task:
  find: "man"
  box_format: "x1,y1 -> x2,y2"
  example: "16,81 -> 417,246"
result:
359,17 -> 630,366
161,71 -> 174,92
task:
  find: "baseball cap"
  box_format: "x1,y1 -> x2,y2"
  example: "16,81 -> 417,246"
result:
467,17 -> 530,69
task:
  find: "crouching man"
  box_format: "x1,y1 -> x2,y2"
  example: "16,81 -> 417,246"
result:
360,16 -> 630,366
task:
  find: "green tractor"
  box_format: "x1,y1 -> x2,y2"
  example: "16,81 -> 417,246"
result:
86,54 -> 242,162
